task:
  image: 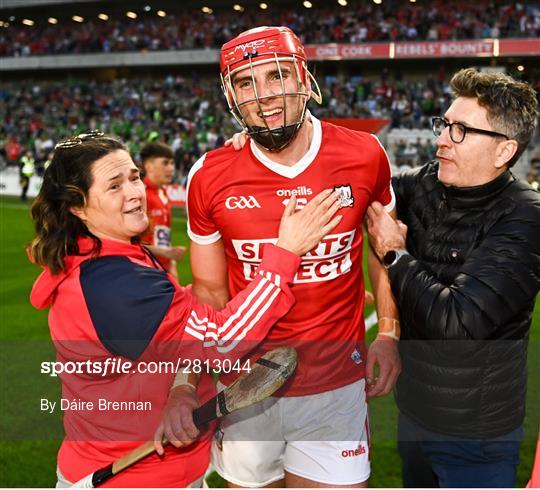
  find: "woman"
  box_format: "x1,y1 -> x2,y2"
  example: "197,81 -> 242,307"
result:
29,132 -> 341,487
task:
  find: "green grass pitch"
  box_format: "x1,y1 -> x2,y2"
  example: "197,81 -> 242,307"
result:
0,195 -> 538,487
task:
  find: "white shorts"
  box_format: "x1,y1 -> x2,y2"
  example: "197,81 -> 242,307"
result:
211,379 -> 370,487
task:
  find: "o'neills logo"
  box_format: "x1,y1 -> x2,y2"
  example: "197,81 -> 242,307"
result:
233,39 -> 266,53
341,444 -> 367,458
276,186 -> 313,197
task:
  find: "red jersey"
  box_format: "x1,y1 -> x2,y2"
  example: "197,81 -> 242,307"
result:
187,115 -> 394,396
142,177 -> 172,270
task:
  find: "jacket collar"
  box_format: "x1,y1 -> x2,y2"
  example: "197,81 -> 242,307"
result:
439,168 -> 514,209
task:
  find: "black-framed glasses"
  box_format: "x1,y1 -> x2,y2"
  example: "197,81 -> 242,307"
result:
431,117 -> 509,144
54,130 -> 105,150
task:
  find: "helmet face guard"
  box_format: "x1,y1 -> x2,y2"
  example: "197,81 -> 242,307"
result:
220,26 -> 322,152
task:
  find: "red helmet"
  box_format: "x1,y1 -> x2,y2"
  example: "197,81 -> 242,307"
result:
220,26 -> 321,152
220,26 -> 308,84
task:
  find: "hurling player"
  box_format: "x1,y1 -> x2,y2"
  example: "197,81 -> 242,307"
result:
186,26 -> 401,487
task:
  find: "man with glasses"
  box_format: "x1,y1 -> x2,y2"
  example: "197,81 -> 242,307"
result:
366,67 -> 540,487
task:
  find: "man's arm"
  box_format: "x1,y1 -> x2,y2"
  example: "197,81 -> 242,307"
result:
190,238 -> 230,309
367,200 -> 540,340
365,207 -> 401,398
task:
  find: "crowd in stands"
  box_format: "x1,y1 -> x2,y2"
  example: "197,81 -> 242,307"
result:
393,137 -> 438,169
0,76 -> 233,181
1,68 -> 538,179
317,67 -> 453,130
1,0 -> 539,57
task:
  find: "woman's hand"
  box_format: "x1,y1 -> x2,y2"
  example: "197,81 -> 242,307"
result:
276,189 -> 342,257
153,385 -> 200,455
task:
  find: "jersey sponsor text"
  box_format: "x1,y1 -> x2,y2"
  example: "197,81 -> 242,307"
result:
232,230 -> 355,283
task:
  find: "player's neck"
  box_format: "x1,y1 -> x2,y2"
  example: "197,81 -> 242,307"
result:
256,117 -> 313,167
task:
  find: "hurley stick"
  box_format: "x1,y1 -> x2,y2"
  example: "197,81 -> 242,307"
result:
71,347 -> 297,487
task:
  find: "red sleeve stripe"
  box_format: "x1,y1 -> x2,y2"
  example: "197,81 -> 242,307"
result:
262,270 -> 280,288
183,275 -> 282,350
220,280 -> 279,342
187,318 -> 219,341
206,285 -> 282,354
214,276 -> 272,335
187,315 -> 217,332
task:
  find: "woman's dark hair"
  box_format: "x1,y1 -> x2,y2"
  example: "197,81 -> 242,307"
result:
29,134 -> 127,274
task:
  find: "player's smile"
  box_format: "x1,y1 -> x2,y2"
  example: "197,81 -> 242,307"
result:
257,106 -> 285,127
259,107 -> 283,122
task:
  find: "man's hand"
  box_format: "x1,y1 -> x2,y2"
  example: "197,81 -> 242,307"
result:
366,202 -> 407,260
224,130 -> 248,151
366,337 -> 401,398
154,385 -> 200,455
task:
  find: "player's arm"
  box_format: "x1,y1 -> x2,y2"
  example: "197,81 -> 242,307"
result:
366,208 -> 401,398
190,238 -> 230,309
369,207 -> 400,335
365,137 -> 401,398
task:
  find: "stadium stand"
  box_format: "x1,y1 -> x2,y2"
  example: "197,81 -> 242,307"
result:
1,0 -> 539,185
1,0 -> 539,56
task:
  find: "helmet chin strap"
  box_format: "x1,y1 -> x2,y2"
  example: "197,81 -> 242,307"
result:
247,120 -> 303,152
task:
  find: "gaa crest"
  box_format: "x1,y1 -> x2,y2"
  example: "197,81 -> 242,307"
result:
334,184 -> 354,207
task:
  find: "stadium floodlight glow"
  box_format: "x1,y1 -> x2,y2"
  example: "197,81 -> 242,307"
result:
260,2 -> 268,8
22,18 -> 34,26
126,11 -> 137,19
303,0 -> 313,7
9,16 -> 15,21
72,15 -> 84,23
338,0 -> 348,5
157,10 -> 166,17
144,5 -> 151,11
48,17 -> 58,24
517,65 -> 525,72
98,13 -> 109,21
233,4 -> 245,11
0,21 -> 4,27
373,0 -> 382,3
202,6 -> 213,14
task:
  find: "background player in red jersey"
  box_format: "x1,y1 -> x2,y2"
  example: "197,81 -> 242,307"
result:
183,26 -> 401,487
140,142 -> 186,278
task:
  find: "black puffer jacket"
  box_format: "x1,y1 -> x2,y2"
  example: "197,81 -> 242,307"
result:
389,162 -> 540,439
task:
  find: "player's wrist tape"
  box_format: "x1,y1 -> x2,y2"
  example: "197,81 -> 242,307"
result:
171,369 -> 197,392
377,317 -> 401,341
